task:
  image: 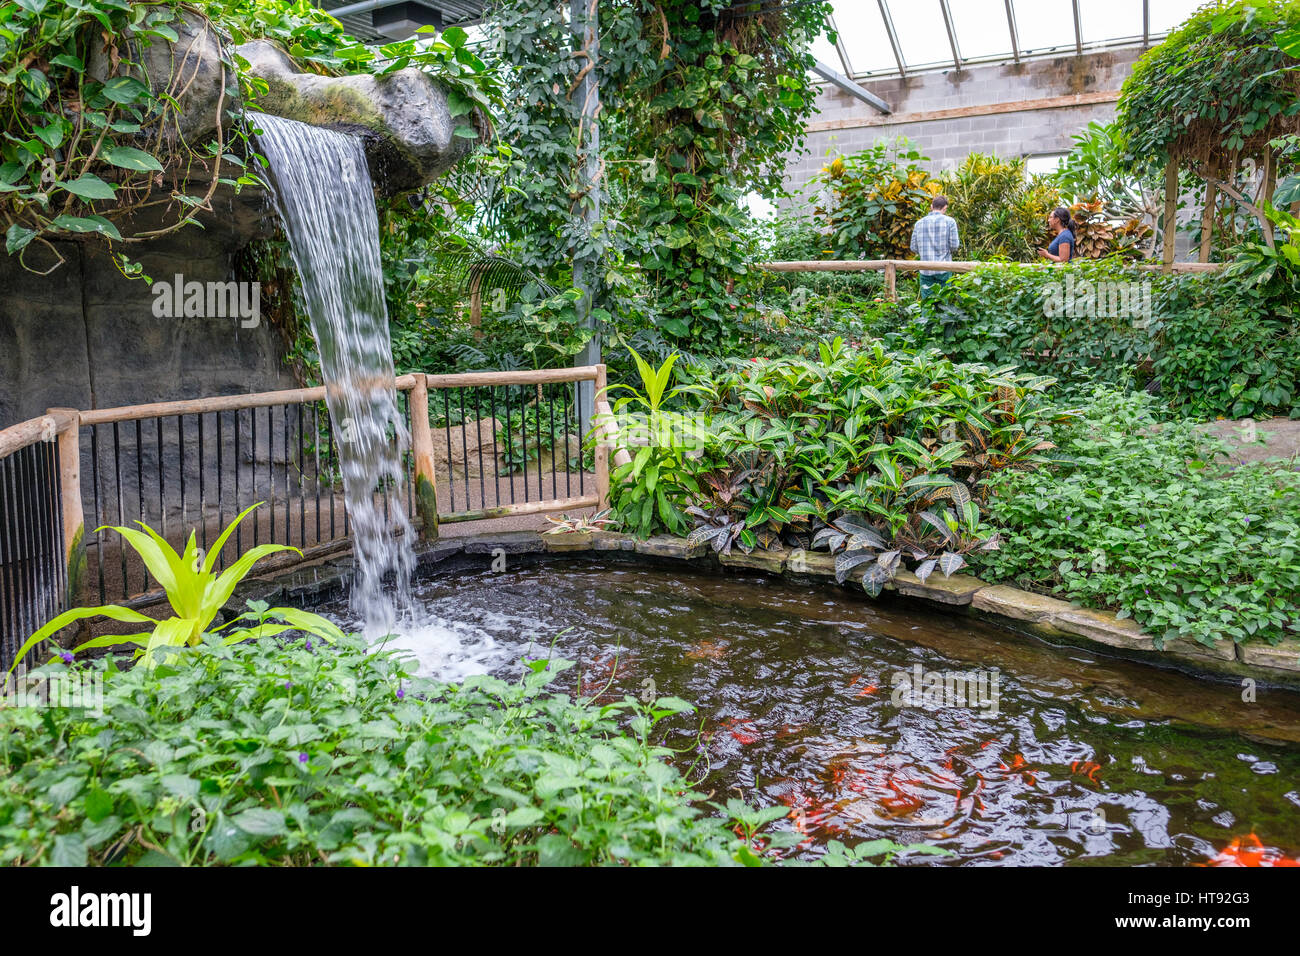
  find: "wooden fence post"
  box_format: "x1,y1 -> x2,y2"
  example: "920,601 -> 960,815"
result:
1199,181 -> 1216,263
46,408 -> 84,604
884,260 -> 897,301
594,364 -> 610,513
408,375 -> 440,539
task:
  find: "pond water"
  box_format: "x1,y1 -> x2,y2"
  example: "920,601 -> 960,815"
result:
317,559 -> 1300,866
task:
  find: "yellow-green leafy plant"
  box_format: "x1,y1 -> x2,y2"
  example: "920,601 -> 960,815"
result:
8,502 -> 345,671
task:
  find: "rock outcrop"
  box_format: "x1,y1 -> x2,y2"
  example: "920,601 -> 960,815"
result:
237,40 -> 475,194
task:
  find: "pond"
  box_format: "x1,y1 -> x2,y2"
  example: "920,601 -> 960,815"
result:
316,559 -> 1300,866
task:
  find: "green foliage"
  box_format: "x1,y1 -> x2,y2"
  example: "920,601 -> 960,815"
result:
485,0 -> 831,354
1151,265 -> 1300,419
890,261 -> 1300,419
605,346 -> 702,537
811,139 -> 938,260
939,153 -> 1058,261
808,143 -> 1131,264
8,503 -> 343,672
0,634 -> 802,866
1,0 -> 496,274
978,388 -> 1300,648
1116,0 -> 1300,178
610,340 -> 1065,596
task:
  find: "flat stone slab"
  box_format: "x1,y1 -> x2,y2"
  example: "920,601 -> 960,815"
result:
540,532 -> 597,552
413,537 -> 464,566
633,535 -> 707,560
719,549 -> 788,574
1049,607 -> 1155,651
1163,635 -> 1237,663
971,585 -> 1073,622
784,549 -> 837,579
1238,638 -> 1300,672
590,531 -> 636,551
891,570 -> 987,606
461,530 -> 546,555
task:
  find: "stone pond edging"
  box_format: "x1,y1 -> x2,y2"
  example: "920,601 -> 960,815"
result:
235,529 -> 1300,689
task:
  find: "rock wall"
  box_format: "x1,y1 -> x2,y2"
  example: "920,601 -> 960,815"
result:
1,14 -> 476,429
0,185 -> 291,427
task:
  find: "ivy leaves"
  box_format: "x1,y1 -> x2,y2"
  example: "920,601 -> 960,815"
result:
1116,1 -> 1300,175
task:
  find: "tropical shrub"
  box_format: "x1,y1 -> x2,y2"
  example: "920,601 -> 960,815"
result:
937,153 -> 1058,261
978,388 -> 1300,648
608,340 -> 1067,596
604,347 -> 704,538
886,261 -> 1153,400
1150,269 -> 1300,419
811,139 -> 939,260
0,633 -> 823,866
889,261 -> 1300,418
8,503 -> 344,672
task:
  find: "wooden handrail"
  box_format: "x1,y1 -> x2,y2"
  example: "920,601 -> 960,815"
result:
77,374 -> 422,426
425,366 -> 601,389
0,415 -> 58,459
757,259 -> 1224,274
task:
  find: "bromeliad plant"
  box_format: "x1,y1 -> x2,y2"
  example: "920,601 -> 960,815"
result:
603,345 -> 707,538
542,509 -> 618,534
8,502 -> 344,672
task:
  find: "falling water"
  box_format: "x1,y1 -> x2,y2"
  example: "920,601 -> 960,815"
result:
254,113 -> 413,633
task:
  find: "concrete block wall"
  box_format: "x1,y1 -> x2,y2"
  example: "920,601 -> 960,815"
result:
784,47 -> 1146,201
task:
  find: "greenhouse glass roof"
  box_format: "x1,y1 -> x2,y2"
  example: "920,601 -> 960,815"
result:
810,0 -> 1207,79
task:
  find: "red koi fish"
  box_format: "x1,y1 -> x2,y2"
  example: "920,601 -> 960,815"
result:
1071,760 -> 1102,784
718,717 -> 760,745
1201,833 -> 1300,867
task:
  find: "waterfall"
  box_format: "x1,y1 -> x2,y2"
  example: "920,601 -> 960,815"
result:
253,113 -> 413,633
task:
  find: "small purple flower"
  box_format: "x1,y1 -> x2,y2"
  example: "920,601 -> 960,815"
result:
298,752 -> 309,764
1144,588 -> 1150,594
1244,517 -> 1252,525
396,687 -> 405,699
59,651 -> 74,664
284,680 -> 293,690
305,639 -> 313,651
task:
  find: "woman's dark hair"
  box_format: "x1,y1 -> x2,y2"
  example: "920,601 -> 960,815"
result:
1051,206 -> 1073,231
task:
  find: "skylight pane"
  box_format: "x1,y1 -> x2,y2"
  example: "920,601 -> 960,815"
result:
1148,0 -> 1206,35
811,27 -> 843,72
1011,0 -> 1078,54
887,1 -> 948,71
832,1 -> 900,76
1080,0 -> 1144,44
947,0 -> 1017,61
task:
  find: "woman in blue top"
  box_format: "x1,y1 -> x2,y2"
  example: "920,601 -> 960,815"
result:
1038,207 -> 1074,263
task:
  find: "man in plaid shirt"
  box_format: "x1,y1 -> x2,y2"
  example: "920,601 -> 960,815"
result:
909,195 -> 960,301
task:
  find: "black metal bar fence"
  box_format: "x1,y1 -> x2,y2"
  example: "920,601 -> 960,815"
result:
0,422 -> 67,672
79,393 -> 418,608
426,376 -> 597,523
0,368 -> 611,670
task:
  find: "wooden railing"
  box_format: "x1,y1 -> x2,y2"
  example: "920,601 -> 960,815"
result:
0,366 -> 624,662
758,258 -> 1225,300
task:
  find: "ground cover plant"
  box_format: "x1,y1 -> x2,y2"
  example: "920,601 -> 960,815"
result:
0,627 -> 934,866
976,388 -> 1300,649
885,261 -> 1300,419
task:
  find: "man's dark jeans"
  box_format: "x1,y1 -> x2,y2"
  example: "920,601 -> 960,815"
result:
919,272 -> 950,301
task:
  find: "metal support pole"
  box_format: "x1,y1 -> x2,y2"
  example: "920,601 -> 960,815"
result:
572,0 -> 602,429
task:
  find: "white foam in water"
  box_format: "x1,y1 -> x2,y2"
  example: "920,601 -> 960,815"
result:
371,618 -> 508,682
359,606 -> 560,680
